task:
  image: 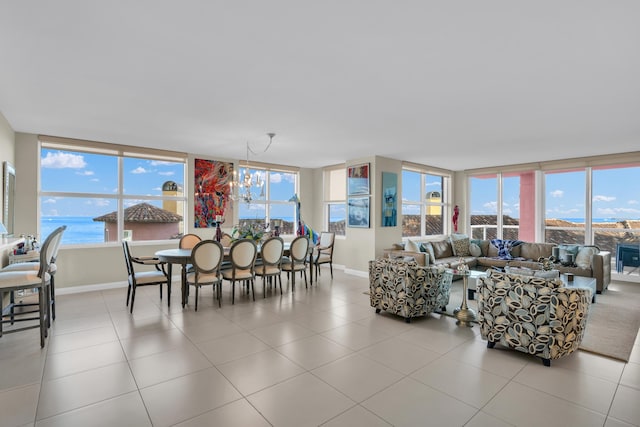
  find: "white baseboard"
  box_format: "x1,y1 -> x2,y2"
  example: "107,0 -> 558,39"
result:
56,266 -> 369,295
56,275 -> 182,295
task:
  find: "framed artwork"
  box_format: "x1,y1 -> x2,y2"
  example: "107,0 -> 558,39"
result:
348,196 -> 370,228
381,172 -> 397,227
194,158 -> 234,228
347,163 -> 370,195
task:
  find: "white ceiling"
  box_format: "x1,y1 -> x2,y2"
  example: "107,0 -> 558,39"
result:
1,1 -> 639,170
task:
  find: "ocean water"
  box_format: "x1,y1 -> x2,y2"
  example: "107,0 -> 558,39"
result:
41,216 -> 105,245
40,216 -> 298,245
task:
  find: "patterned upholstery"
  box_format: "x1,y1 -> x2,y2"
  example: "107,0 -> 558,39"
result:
477,271 -> 591,366
368,258 -> 453,323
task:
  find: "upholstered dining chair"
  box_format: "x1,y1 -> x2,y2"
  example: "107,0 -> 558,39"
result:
2,225 -> 66,325
179,233 -> 202,249
255,236 -> 285,296
122,240 -> 170,313
179,233 -> 202,274
0,225 -> 64,347
186,240 -> 224,310
221,239 -> 257,304
281,235 -> 310,290
312,231 -> 335,281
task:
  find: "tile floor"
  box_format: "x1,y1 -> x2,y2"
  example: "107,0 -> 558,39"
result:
1,269 -> 639,427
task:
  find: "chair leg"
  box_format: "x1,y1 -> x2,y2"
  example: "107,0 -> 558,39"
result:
126,282 -> 132,307
39,287 -> 46,348
278,274 -> 283,295
232,281 -> 235,305
130,286 -> 137,313
167,282 -> 171,308
329,263 -> 333,278
251,279 -> 255,301
195,285 -> 199,311
50,275 -> 56,321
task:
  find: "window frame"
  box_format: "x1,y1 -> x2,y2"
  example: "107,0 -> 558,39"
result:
39,136 -> 187,246
401,165 -> 452,238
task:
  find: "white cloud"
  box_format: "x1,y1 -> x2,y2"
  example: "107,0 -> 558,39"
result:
90,178 -> 99,182
150,160 -> 173,166
592,195 -> 615,202
158,171 -> 174,176
75,170 -> 95,176
483,201 -> 498,211
41,151 -> 87,169
550,190 -> 564,198
43,198 -> 57,204
131,167 -> 148,174
271,173 -> 282,184
596,207 -> 640,216
628,200 -> 639,205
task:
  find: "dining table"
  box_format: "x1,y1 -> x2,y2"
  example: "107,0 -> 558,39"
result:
155,241 -> 315,308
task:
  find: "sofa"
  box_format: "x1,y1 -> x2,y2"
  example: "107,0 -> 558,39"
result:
368,258 -> 453,323
476,270 -> 591,366
383,236 -> 611,293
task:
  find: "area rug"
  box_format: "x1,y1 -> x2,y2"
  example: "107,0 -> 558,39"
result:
441,279 -> 640,362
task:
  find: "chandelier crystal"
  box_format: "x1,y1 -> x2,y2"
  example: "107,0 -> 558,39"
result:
230,133 -> 275,204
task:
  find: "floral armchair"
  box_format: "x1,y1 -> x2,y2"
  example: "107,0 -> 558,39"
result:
368,258 -> 453,323
477,271 -> 591,366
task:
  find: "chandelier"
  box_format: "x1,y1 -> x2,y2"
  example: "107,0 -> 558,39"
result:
231,133 -> 275,204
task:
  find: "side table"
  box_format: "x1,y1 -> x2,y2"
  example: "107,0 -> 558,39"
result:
450,269 -> 478,327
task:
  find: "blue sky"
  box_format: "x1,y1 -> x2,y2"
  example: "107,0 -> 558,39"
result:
40,149 -> 298,219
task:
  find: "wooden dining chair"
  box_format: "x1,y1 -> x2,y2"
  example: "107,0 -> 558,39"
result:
186,240 -> 224,310
255,236 -> 285,296
312,231 -> 335,281
282,235 -> 310,291
122,240 -> 170,313
221,239 -> 257,304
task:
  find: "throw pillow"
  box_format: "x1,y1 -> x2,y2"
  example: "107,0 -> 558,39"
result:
450,234 -> 471,256
469,243 -> 482,257
490,239 -> 523,260
420,242 -> 435,264
432,239 -> 453,259
405,239 -> 420,252
575,245 -> 599,269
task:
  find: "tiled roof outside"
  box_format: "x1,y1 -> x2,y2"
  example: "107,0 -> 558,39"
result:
93,202 -> 183,223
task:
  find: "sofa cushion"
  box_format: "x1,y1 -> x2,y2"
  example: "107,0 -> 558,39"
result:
490,239 -> 523,260
405,239 -> 420,252
558,244 -> 581,262
420,242 -> 435,264
469,243 -> 482,257
432,239 -> 453,259
450,234 -> 471,256
575,245 -> 599,269
519,243 -> 555,260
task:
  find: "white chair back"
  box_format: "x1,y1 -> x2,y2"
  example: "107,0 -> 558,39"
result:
179,233 -> 202,249
230,239 -> 258,269
38,226 -> 65,278
192,240 -> 223,273
289,236 -> 310,262
261,237 -> 284,266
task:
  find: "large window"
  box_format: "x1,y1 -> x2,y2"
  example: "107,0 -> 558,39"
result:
544,169 -> 586,245
401,168 -> 450,237
323,167 -> 346,236
468,158 -> 640,257
236,165 -> 298,235
469,171 -> 534,241
40,138 -> 186,245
